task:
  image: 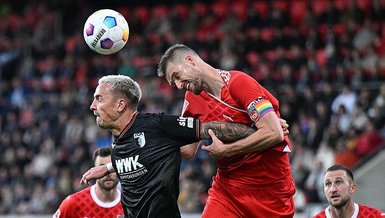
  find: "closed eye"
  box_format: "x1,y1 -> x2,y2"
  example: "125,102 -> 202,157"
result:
168,72 -> 180,87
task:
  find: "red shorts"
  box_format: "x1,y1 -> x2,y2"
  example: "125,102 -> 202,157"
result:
201,177 -> 296,218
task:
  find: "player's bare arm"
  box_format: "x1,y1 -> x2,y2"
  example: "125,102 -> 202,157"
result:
80,164 -> 113,185
202,112 -> 285,159
181,122 -> 255,160
180,142 -> 199,160
201,118 -> 288,143
182,118 -> 289,160
200,121 -> 255,143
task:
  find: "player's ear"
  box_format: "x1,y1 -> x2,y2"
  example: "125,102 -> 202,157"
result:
117,98 -> 127,112
350,183 -> 357,193
185,55 -> 195,66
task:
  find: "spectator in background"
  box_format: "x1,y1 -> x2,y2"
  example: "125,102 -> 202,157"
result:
373,84 -> 385,110
53,147 -> 124,218
354,119 -> 384,157
353,19 -> 376,52
369,84 -> 385,129
331,85 -> 357,115
312,164 -> 385,218
350,106 -> 369,132
318,0 -> 341,25
304,160 -> 324,203
332,104 -> 351,134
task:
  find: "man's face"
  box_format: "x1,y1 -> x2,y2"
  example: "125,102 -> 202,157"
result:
90,83 -> 120,129
95,155 -> 119,191
323,170 -> 356,208
165,59 -> 203,95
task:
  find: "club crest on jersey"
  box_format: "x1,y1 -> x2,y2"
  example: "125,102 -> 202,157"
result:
178,117 -> 194,128
247,103 -> 260,122
134,132 -> 146,147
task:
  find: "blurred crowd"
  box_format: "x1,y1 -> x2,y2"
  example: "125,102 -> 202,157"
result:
1,0 -> 385,215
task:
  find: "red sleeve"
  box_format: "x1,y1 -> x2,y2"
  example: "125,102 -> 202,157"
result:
226,72 -> 276,123
359,205 -> 385,217
53,196 -> 74,218
226,72 -> 267,109
224,71 -> 291,152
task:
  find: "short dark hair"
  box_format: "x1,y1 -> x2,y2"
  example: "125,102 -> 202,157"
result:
325,164 -> 354,182
92,147 -> 112,163
157,43 -> 197,77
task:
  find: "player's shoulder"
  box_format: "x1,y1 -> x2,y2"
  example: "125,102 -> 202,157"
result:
138,112 -> 159,118
359,204 -> 385,216
137,112 -> 171,123
228,70 -> 246,75
225,70 -> 248,80
54,187 -> 92,218
223,70 -> 257,88
144,112 -> 188,126
228,70 -> 251,78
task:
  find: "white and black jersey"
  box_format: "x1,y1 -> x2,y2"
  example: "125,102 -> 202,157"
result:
111,112 -> 200,218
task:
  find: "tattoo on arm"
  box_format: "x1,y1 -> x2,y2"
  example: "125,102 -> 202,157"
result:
200,121 -> 255,142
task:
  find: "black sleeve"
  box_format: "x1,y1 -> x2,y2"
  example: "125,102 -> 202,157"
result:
158,114 -> 200,143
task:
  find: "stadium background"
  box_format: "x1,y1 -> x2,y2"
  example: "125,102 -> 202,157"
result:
0,0 -> 384,217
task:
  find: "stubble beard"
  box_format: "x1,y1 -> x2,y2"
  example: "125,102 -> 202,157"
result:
190,80 -> 203,95
329,196 -> 349,209
96,117 -> 109,130
98,178 -> 118,191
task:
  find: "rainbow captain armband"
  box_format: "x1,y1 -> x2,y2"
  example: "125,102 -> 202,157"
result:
247,98 -> 274,123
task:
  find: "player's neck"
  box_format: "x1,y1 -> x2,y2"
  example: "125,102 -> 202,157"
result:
329,200 -> 355,218
112,109 -> 138,137
204,68 -> 224,97
95,185 -> 118,203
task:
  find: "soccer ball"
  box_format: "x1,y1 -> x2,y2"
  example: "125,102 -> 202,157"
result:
83,9 -> 129,55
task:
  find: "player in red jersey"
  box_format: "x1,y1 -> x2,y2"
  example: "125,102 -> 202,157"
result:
313,164 -> 385,218
53,147 -> 124,218
157,44 -> 295,217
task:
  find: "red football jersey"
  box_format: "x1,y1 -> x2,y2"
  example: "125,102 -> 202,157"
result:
312,203 -> 385,218
53,185 -> 124,218
182,70 -> 294,188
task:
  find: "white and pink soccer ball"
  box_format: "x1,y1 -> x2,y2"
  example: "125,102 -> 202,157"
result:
83,9 -> 129,55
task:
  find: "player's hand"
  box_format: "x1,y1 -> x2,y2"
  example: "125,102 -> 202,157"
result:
279,118 -> 289,136
201,129 -> 226,159
80,165 -> 109,185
